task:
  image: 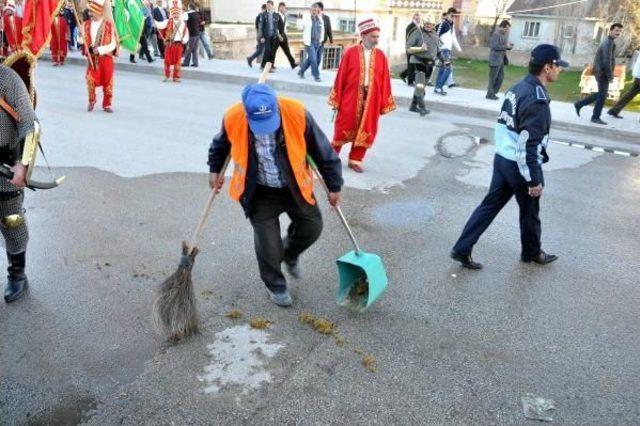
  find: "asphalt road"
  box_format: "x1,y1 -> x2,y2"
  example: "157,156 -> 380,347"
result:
0,63 -> 638,425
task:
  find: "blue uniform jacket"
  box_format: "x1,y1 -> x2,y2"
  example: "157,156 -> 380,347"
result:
495,74 -> 551,187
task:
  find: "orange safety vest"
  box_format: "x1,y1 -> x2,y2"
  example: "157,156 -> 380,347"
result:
223,97 -> 315,205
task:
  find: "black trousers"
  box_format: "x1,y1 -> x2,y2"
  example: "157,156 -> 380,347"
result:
156,31 -> 165,58
249,185 -> 323,293
575,77 -> 609,119
261,36 -> 279,69
487,64 -> 504,97
138,34 -> 152,62
609,77 -> 640,115
453,154 -> 542,258
275,34 -> 296,68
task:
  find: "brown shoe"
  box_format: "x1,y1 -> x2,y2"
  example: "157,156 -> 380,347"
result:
103,107 -> 113,113
348,162 -> 364,173
87,102 -> 95,112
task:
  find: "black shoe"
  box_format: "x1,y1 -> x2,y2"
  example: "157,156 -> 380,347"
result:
590,118 -> 607,125
182,63 -> 189,67
4,252 -> 28,303
448,83 -> 458,88
450,250 -> 483,270
574,102 -> 582,117
129,59 -> 137,64
401,75 -> 407,84
291,62 -> 299,69
283,258 -> 301,279
607,110 -> 623,119
521,251 -> 558,265
409,104 -> 420,113
246,57 -> 252,68
485,94 -> 499,100
419,107 -> 430,117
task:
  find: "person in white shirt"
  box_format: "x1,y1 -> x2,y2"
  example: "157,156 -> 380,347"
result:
297,3 -> 324,82
607,52 -> 640,119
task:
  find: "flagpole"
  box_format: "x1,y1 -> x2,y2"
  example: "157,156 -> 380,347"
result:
70,0 -> 95,69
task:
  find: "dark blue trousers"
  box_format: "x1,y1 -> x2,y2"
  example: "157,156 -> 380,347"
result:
453,154 -> 542,258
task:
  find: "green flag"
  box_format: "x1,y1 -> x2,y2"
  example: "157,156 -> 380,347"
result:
114,0 -> 145,53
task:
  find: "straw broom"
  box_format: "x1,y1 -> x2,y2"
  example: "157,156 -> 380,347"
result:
153,63 -> 273,342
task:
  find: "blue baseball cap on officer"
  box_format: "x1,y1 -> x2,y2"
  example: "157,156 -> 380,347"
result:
241,83 -> 281,134
530,44 -> 569,68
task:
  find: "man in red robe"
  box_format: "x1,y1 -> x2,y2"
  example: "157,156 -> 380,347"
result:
2,0 -> 23,54
50,9 -> 69,65
155,0 -> 188,82
79,0 -> 117,112
329,18 -> 395,173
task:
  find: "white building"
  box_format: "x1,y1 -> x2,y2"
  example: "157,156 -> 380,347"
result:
213,0 -> 453,62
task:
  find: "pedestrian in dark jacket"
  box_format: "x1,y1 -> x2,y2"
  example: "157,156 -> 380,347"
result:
486,20 -> 512,99
316,2 -> 332,67
574,23 -> 623,125
182,2 -> 201,67
152,0 -> 168,58
399,12 -> 422,85
247,4 -> 267,67
257,0 -> 282,71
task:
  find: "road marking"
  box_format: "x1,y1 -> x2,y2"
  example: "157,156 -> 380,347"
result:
551,140 -> 639,157
198,325 -> 283,394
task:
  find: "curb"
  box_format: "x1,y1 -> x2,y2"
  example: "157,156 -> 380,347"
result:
44,55 -> 640,142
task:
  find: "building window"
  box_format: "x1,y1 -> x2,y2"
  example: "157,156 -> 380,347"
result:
339,19 -> 356,34
563,25 -> 574,38
523,21 -> 540,38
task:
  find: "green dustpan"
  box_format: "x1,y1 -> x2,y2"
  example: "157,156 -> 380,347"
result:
308,156 -> 388,311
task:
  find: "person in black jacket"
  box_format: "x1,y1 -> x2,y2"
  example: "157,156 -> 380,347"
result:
274,2 -> 297,69
247,4 -> 267,67
182,2 -> 201,67
316,2 -> 332,66
257,0 -> 282,71
574,23 -> 623,125
152,0 -> 168,58
399,12 -> 421,85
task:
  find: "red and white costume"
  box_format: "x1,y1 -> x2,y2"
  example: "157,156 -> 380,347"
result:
50,10 -> 69,65
79,0 -> 117,111
329,19 -> 395,171
155,0 -> 188,81
2,0 -> 23,55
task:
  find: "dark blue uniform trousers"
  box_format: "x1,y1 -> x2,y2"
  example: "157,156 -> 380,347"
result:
453,154 -> 542,258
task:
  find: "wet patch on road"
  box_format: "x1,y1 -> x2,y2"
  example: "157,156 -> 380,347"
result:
371,199 -> 435,228
26,395 -> 98,426
198,325 -> 284,394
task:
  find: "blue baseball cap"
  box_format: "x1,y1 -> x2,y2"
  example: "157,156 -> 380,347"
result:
530,44 -> 569,68
241,83 -> 281,134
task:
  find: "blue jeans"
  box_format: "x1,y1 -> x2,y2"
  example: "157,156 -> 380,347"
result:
199,31 -> 213,58
575,77 -> 609,120
300,42 -> 321,79
435,49 -> 452,90
317,43 -> 324,68
248,41 -> 265,62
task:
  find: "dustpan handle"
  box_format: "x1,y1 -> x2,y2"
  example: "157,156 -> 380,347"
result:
188,155 -> 231,254
307,155 -> 362,255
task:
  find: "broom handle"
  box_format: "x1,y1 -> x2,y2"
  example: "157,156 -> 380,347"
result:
185,63 -> 271,254
307,155 -> 362,255
188,155 -> 231,254
259,62 -> 272,83
70,1 -> 95,70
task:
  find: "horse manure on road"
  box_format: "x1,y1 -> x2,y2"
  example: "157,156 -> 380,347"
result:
298,312 -> 336,335
225,309 -> 242,319
345,277 -> 369,311
362,354 -> 377,373
249,317 -> 272,329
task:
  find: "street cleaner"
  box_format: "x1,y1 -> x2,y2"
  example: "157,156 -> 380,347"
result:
450,44 -> 567,270
208,83 -> 343,307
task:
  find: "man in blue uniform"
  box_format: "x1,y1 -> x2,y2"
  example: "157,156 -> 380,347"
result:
450,44 -> 568,270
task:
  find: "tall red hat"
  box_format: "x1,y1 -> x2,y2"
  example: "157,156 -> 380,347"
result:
358,19 -> 380,36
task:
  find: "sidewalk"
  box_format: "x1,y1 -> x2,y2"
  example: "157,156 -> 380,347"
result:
46,51 -> 640,140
